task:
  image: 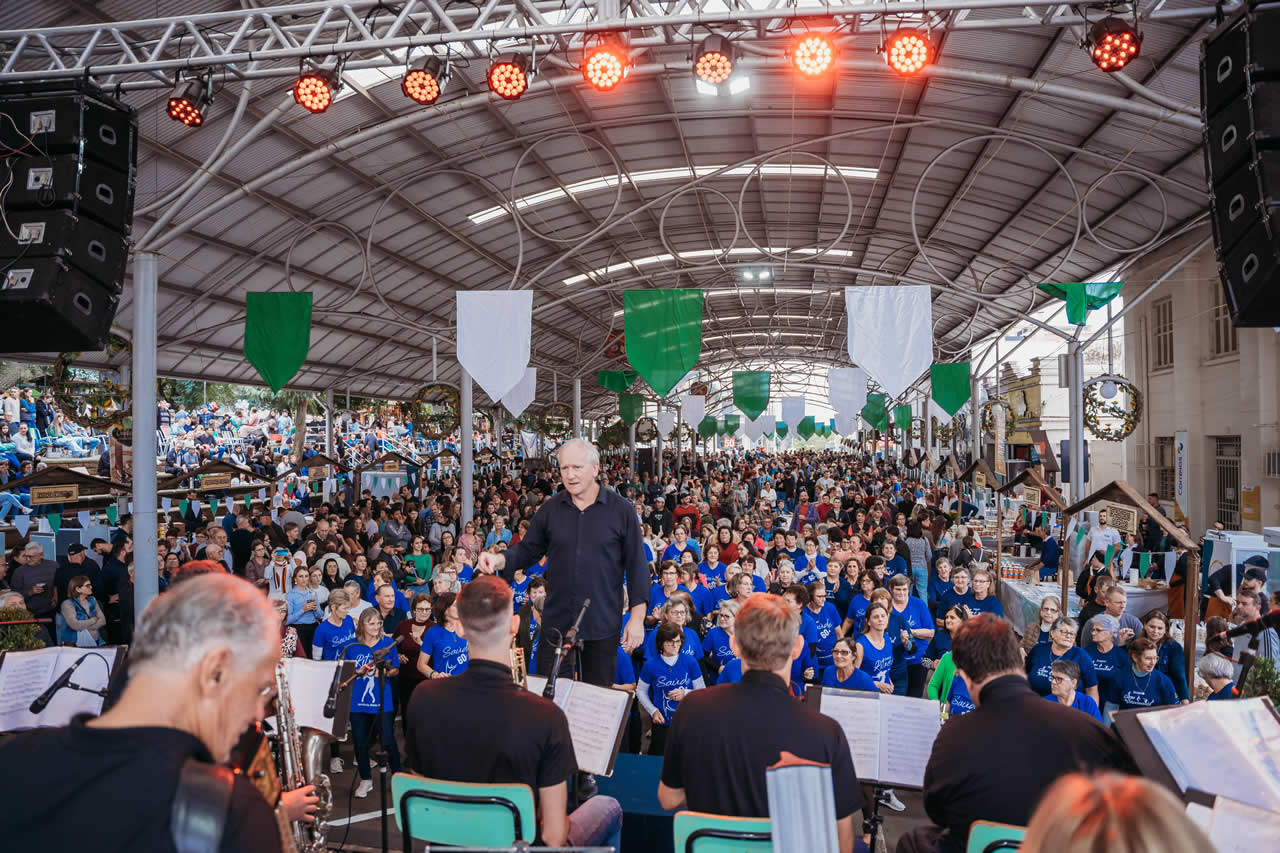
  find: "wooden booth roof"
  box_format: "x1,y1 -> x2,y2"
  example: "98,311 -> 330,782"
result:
995,466 -> 1069,511
1062,480 -> 1196,550
159,459 -> 263,490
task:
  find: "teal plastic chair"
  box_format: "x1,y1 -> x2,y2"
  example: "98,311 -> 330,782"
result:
673,810 -> 772,853
391,772 -> 536,853
966,820 -> 1026,853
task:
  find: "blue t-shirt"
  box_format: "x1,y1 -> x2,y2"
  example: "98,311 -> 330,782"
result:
794,553 -> 828,575
925,629 -> 952,661
799,610 -> 820,648
966,593 -> 1004,619
698,561 -> 727,586
820,665 -> 877,692
422,624 -> 469,676
642,625 -> 701,661
807,603 -> 842,668
1039,537 -> 1061,576
1208,682 -> 1238,701
312,616 -> 356,661
639,654 -> 702,721
1045,691 -> 1103,722
701,626 -> 736,671
928,575 -> 951,606
1084,643 -> 1127,704
686,583 -> 716,617
892,597 -> 933,666
343,637 -> 396,713
939,588 -> 976,615
661,541 -> 699,562
845,594 -> 873,634
883,556 -> 909,578
947,673 -> 976,715
511,576 -> 532,612
649,583 -> 691,612
719,657 -> 743,684
791,643 -> 817,698
615,646 -> 636,686
1116,667 -> 1179,710
858,633 -> 904,688
1025,644 -> 1098,696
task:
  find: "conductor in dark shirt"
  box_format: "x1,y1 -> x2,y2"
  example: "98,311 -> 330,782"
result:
477,439 -> 649,686
0,572 -> 316,852
404,575 -> 623,848
895,613 -> 1134,853
658,592 -> 865,853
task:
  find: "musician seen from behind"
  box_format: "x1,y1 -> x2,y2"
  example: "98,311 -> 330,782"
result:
657,592 -> 867,853
404,575 -> 623,848
0,573 -> 318,852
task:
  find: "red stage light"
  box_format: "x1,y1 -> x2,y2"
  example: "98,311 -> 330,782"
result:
488,54 -> 530,100
1089,17 -> 1141,72
294,71 -> 338,113
694,35 -> 734,85
584,40 -> 627,91
166,79 -> 208,126
792,34 -> 835,77
885,29 -> 932,76
403,57 -> 445,105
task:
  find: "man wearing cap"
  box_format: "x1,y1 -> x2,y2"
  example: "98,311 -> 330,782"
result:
647,496 -> 674,539
55,544 -> 97,603
267,546 -> 293,596
673,492 -> 700,534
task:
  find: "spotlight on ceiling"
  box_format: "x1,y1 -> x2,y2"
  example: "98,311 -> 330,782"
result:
792,33 -> 836,78
584,36 -> 628,92
884,29 -> 933,76
488,53 -> 531,100
293,69 -> 339,113
402,56 -> 448,105
167,78 -> 210,127
694,34 -> 735,87
1087,17 -> 1141,72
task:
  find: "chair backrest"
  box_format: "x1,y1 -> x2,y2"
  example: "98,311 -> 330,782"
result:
391,772 -> 536,851
966,820 -> 1026,853
673,810 -> 772,853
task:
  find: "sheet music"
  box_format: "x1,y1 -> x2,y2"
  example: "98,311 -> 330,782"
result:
878,694 -> 942,789
1139,699 -> 1280,813
526,676 -> 629,777
767,763 -> 839,853
813,687 -> 883,784
1193,795 -> 1280,853
0,647 -> 117,732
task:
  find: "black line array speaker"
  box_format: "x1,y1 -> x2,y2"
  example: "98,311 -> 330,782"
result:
0,81 -> 135,353
1203,2 -> 1280,327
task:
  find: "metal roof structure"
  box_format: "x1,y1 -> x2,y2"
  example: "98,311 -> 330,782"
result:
1,0 -> 1223,424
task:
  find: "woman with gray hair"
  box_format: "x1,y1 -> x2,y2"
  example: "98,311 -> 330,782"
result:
1025,616 -> 1099,704
1198,652 -> 1238,701
1083,613 -> 1126,712
1044,659 -> 1104,721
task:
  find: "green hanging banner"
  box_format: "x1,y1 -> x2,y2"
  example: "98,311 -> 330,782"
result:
894,405 -> 913,430
797,416 -> 816,440
732,371 -> 771,421
1138,551 -> 1152,578
698,415 -> 718,439
244,493 -> 253,512
1036,282 -> 1123,325
48,513 -> 62,532
105,504 -> 119,525
244,292 -> 312,392
619,393 -> 644,425
723,414 -> 740,435
624,289 -> 703,397
775,422 -> 788,439
930,362 -> 971,417
597,370 -> 638,393
177,500 -> 188,518
861,393 -> 889,432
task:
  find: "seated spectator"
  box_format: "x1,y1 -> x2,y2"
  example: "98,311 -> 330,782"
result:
1197,652 -> 1238,700
1044,659 -> 1102,721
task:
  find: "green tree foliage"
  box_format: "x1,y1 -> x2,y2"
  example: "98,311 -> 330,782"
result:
1242,655 -> 1280,708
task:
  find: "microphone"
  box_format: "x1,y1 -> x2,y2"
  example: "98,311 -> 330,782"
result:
1218,609 -> 1280,641
30,652 -> 91,714
564,598 -> 591,648
322,664 -> 343,719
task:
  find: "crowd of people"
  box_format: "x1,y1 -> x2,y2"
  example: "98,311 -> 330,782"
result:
0,435 -> 1270,853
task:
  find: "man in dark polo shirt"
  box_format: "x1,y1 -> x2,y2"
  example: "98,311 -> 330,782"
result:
405,575 -> 622,848
478,439 -> 649,687
657,592 -> 864,853
895,613 -> 1134,853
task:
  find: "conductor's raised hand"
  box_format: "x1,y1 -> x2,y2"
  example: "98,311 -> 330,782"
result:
476,550 -> 505,576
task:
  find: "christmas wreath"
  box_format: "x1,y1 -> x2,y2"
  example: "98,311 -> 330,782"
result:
933,416 -> 957,443
537,403 -> 574,440
980,398 -> 1014,437
1083,378 -> 1142,441
409,383 -> 460,440
50,335 -> 132,431
635,416 -> 658,443
908,417 -> 926,442
666,422 -> 695,444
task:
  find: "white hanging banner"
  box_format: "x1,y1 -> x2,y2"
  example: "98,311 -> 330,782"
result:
680,394 -> 705,428
845,285 -> 932,401
827,367 -> 867,415
833,412 -> 856,435
13,515 -> 31,537
456,290 -> 533,401
742,413 -> 771,442
657,411 -> 676,436
520,430 -> 539,458
781,396 -> 806,431
501,367 -> 538,418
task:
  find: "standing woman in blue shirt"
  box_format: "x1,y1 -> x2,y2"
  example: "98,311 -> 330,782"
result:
637,622 -> 705,756
966,569 -> 1004,619
1026,617 -> 1099,705
701,599 -> 739,677
857,600 -> 914,695
1083,615 -> 1127,712
805,581 -> 843,669
1116,636 -> 1179,710
418,591 -> 470,678
839,571 -> 879,637
888,574 -> 935,697
285,566 -> 320,654
1141,611 -> 1189,703
342,607 -> 401,797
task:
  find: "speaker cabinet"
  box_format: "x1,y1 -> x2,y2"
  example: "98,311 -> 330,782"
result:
0,86 -> 137,176
4,154 -> 135,233
0,208 -> 129,292
0,257 -> 120,352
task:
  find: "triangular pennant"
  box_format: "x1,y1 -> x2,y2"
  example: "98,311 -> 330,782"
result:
698,415 -> 718,439
776,422 -> 789,439
161,497 -> 173,512
657,410 -> 676,436
77,510 -> 90,528
13,515 -> 31,537
225,497 -> 235,514
105,504 -> 118,525
624,289 -> 703,397
733,371 -> 771,421
1036,282 -> 1124,325
597,370 -> 638,393
457,290 -> 533,401
1103,543 -> 1116,567
244,292 -> 312,392
1075,525 -> 1088,545
257,489 -> 266,501
1138,551 -> 1152,578
894,404 -> 913,430
846,285 -> 932,400
501,367 -> 538,418
619,393 -> 644,426
680,394 -> 705,428
723,414 -> 740,436
781,396 -> 806,431
244,493 -> 253,512
48,513 -> 62,532
860,394 -> 889,432
930,362 -> 972,417
191,500 -> 202,518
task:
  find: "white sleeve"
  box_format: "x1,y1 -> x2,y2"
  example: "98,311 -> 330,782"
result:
636,678 -> 658,716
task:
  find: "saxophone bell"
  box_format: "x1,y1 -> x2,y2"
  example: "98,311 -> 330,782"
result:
511,639 -> 527,688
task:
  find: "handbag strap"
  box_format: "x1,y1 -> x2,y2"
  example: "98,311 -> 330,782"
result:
171,758 -> 234,853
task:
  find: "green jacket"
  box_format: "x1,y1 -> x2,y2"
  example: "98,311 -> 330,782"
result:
928,651 -> 956,701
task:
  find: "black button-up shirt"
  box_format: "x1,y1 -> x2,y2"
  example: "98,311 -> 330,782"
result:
660,669 -> 864,820
502,483 -> 649,641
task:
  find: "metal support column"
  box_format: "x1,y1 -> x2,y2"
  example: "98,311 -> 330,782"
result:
1067,342 -> 1086,505
133,252 -> 159,615
655,406 -> 664,479
460,368 -> 474,525
969,371 -> 982,467
572,378 -> 582,439
629,422 -> 637,476
324,389 -> 334,458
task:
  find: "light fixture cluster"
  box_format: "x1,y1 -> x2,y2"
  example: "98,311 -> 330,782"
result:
294,69 -> 340,113
166,77 -> 211,126
1086,16 -> 1142,72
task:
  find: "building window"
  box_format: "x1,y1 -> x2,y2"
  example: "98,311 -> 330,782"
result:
1151,297 -> 1174,369
1215,436 -> 1242,529
1210,300 -> 1239,358
1154,436 -> 1175,502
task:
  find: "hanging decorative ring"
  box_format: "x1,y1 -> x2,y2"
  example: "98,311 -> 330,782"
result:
908,417 -> 926,442
980,398 -> 1015,437
538,403 -> 574,440
51,335 -> 132,431
1083,376 -> 1143,441
667,422 -> 695,444
410,383 -> 460,440
635,416 -> 658,443
933,416 -> 957,443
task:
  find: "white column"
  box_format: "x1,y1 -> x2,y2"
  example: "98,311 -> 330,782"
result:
572,378 -> 582,439
324,388 -> 334,458
655,406 -> 664,479
629,421 -> 637,476
1067,342 -> 1086,505
132,252 -> 159,615
460,368 -> 474,524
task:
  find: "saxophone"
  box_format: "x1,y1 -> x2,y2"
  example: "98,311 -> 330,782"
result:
275,660 -> 334,853
511,638 -> 527,688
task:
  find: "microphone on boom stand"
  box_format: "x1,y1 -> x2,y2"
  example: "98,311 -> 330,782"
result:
543,599 -> 590,700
